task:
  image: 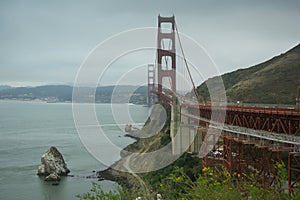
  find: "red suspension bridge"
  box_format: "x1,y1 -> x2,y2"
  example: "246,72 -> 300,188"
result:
148,15 -> 300,194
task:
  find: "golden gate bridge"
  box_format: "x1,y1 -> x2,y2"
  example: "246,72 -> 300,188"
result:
148,15 -> 300,194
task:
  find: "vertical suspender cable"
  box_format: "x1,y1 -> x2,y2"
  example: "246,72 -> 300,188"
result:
161,39 -> 173,90
175,22 -> 199,100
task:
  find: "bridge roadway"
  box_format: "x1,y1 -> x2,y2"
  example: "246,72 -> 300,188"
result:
158,92 -> 300,148
181,112 -> 300,147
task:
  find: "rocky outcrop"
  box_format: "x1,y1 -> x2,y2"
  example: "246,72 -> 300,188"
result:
125,124 -> 142,140
97,166 -> 137,189
45,172 -> 61,181
125,124 -> 139,134
37,146 -> 70,181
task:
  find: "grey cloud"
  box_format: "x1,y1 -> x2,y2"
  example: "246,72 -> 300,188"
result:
0,0 -> 299,86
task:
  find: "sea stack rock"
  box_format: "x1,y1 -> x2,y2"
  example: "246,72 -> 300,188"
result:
37,146 -> 70,181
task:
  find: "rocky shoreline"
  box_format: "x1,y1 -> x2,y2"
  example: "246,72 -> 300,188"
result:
96,125 -> 143,190
124,124 -> 141,140
97,165 -> 137,189
96,104 -> 170,194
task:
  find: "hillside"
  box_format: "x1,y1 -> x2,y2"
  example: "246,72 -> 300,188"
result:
197,44 -> 300,105
0,85 -> 73,102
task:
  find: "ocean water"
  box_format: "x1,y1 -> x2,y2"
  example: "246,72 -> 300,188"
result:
0,101 -> 149,200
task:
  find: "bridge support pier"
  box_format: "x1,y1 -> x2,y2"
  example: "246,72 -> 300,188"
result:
288,151 -> 300,195
296,86 -> 300,110
223,135 -> 233,174
188,126 -> 201,153
222,135 -> 285,190
201,128 -> 223,171
170,95 -> 181,155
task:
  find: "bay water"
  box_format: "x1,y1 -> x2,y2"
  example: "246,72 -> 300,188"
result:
0,100 -> 149,200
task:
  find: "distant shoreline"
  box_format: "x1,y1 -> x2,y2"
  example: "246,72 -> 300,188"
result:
0,99 -> 147,105
0,84 -> 148,104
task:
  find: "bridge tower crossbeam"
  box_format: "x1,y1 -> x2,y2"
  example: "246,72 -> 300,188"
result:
147,64 -> 156,104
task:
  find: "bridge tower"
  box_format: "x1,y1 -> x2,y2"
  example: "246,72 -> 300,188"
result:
157,15 -> 176,100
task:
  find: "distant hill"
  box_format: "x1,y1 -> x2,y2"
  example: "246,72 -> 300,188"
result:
0,85 -> 148,104
0,85 -> 73,102
197,44 -> 300,105
0,85 -> 12,91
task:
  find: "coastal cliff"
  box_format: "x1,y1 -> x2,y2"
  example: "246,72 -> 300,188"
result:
97,104 -> 171,192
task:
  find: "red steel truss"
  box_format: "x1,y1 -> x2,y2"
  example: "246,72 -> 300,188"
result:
184,104 -> 300,194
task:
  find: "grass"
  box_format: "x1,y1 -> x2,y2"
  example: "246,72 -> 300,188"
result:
197,44 -> 300,105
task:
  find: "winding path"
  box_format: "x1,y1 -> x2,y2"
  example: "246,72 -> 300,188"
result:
123,154 -> 151,199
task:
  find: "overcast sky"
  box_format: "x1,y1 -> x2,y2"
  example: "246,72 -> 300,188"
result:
0,0 -> 299,87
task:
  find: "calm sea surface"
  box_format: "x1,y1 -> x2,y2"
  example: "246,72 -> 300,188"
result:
0,100 -> 149,200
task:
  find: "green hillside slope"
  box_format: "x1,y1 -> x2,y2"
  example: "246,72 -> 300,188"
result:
197,44 -> 300,104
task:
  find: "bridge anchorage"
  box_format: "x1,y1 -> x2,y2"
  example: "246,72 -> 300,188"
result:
147,15 -> 300,195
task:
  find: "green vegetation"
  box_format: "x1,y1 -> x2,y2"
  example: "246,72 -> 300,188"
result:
76,182 -> 135,200
160,133 -> 171,146
197,44 -> 300,104
144,152 -> 202,190
77,162 -> 300,199
153,163 -> 300,200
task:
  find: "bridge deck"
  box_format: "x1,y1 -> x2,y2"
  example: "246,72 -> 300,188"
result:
185,104 -> 300,116
182,111 -> 300,146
